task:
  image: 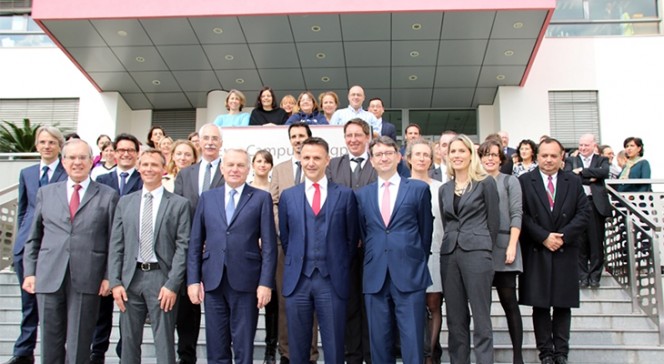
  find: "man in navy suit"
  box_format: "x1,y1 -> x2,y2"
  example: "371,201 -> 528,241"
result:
499,131 -> 517,175
187,148 -> 277,364
355,136 -> 433,364
368,98 -> 397,141
279,137 -> 359,364
7,127 -> 67,364
91,133 -> 143,364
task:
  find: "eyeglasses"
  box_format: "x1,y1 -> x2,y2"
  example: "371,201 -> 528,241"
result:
481,153 -> 501,159
64,155 -> 90,162
372,151 -> 397,159
116,148 -> 137,154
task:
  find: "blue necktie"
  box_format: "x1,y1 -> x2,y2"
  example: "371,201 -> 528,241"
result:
119,172 -> 129,195
39,166 -> 49,187
226,189 -> 237,225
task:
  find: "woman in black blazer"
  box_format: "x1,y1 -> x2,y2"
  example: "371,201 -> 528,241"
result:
439,134 -> 499,364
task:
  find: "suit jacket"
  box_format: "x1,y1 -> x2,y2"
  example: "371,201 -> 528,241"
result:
381,120 -> 397,141
279,181 -> 359,299
564,154 -> 611,217
326,154 -> 377,190
270,159 -> 298,230
108,190 -> 191,293
428,165 -> 449,183
187,184 -> 277,292
174,160 -> 224,218
15,162 -> 67,256
356,178 -> 433,294
23,180 -> 119,294
518,169 -> 590,308
95,169 -> 143,196
439,177 -> 499,254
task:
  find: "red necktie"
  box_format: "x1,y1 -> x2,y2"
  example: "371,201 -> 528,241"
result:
547,176 -> 555,211
70,184 -> 81,221
381,181 -> 391,226
312,183 -> 321,215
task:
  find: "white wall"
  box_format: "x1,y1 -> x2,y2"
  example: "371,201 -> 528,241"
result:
494,36 -> 664,178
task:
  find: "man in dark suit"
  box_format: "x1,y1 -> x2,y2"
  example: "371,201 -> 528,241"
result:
429,130 -> 456,183
187,148 -> 277,364
564,134 -> 611,288
326,118 -> 375,363
519,138 -> 590,364
355,136 -> 433,364
174,123 -> 225,364
91,133 -> 143,364
108,148 -> 190,364
7,127 -> 67,364
269,122 -> 319,364
23,139 -> 119,364
368,98 -> 397,141
279,137 -> 359,363
499,131 -> 517,175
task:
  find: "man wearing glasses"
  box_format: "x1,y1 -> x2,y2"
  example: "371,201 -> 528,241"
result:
91,133 -> 144,363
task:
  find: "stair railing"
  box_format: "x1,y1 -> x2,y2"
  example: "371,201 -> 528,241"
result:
605,179 -> 664,345
0,183 -> 19,271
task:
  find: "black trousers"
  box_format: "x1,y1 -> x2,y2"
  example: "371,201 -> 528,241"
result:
532,307 -> 571,360
176,291 -> 201,363
578,197 -> 606,283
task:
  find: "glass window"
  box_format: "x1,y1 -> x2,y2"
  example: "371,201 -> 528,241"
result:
408,109 -> 477,139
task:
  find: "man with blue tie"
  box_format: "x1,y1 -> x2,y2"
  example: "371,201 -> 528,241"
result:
355,136 -> 433,364
187,148 -> 277,364
279,137 -> 359,363
7,127 -> 67,364
91,133 -> 143,364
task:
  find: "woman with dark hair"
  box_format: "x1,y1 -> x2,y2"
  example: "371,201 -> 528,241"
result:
478,138 -> 524,364
250,149 -> 273,191
93,134 -> 112,166
285,91 -> 328,125
617,137 -> 652,192
213,89 -> 250,127
250,86 -> 289,125
90,141 -> 116,180
146,126 -> 165,148
512,139 -> 538,177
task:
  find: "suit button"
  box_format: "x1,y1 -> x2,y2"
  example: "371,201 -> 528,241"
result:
386,230 -> 390,234
384,249 -> 388,252
226,232 -> 230,235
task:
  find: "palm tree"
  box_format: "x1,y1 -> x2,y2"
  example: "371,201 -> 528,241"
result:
0,118 -> 40,153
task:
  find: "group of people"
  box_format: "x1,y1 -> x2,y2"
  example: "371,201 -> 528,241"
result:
6,82 -> 652,364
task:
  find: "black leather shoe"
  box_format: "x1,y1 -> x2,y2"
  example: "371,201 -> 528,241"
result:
3,357 -> 34,364
263,354 -> 276,364
589,280 -> 601,288
554,356 -> 568,364
541,357 -> 555,364
89,354 -> 105,364
279,357 -> 290,364
579,279 -> 589,288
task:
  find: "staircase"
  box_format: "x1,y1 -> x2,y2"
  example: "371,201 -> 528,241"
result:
0,271 -> 662,363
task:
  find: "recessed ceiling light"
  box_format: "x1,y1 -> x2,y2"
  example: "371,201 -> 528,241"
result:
311,25 -> 321,32
410,51 -> 420,58
513,22 -> 524,29
315,52 -> 326,59
321,76 -> 330,82
235,78 -> 245,84
504,50 -> 514,56
151,80 -> 161,85
411,23 -> 422,30
224,55 -> 234,60
117,30 -> 128,37
135,56 -> 145,63
408,75 -> 418,81
213,27 -> 223,34
496,75 -> 506,80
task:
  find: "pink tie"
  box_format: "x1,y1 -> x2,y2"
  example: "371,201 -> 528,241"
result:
312,183 -> 321,215
70,184 -> 81,221
381,181 -> 391,226
547,176 -> 555,210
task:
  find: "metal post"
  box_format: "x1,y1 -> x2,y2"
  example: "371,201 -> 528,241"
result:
625,212 -> 639,313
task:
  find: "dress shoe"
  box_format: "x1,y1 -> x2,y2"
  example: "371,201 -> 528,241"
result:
279,357 -> 290,364
3,356 -> 34,364
89,355 -> 105,364
555,356 -> 568,364
589,279 -> 601,288
579,279 -> 589,288
541,357 -> 555,364
263,354 -> 276,364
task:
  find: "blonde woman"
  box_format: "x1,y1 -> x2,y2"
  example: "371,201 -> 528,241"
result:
213,89 -> 250,126
159,136 -> 174,165
162,140 -> 198,192
439,134 -> 499,364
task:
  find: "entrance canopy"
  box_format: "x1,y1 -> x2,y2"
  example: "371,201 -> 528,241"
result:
32,0 -> 554,110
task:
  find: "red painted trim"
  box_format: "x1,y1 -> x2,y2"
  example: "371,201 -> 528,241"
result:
33,19 -> 103,93
520,8 -> 554,86
33,0 -> 556,20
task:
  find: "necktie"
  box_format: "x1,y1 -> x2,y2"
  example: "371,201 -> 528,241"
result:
39,166 -> 49,187
547,176 -> 555,211
119,171 -> 129,195
226,189 -> 237,225
140,192 -> 154,262
202,162 -> 212,193
381,181 -> 391,226
294,161 -> 302,185
351,157 -> 364,184
69,184 -> 81,221
312,183 -> 321,215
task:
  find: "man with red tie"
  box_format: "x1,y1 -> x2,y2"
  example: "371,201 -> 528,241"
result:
278,137 -> 359,364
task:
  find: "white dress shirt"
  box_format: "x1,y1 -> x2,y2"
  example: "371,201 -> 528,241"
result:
197,157 -> 221,194
138,186 -> 164,263
377,173 -> 401,216
305,177 -> 328,211
66,177 -> 91,204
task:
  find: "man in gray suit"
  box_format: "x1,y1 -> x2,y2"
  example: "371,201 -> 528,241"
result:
109,148 -> 190,364
23,139 -> 118,364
